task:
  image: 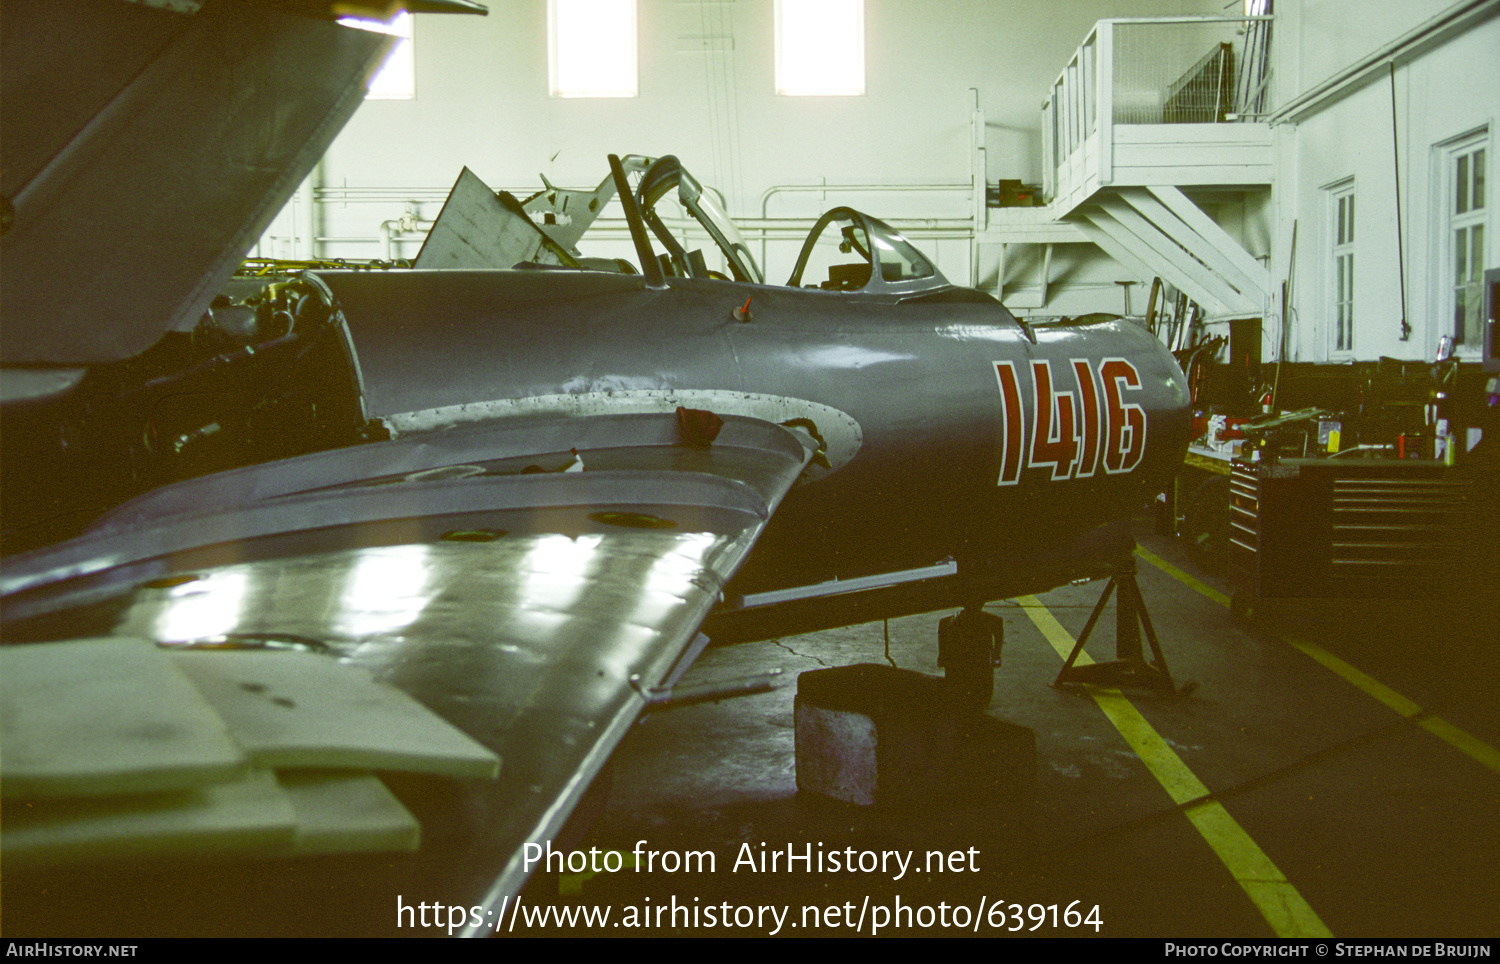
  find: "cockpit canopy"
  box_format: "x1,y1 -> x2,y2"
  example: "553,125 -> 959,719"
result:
453,154 -> 952,297
631,155 -> 763,284
787,206 -> 949,296
629,161 -> 951,296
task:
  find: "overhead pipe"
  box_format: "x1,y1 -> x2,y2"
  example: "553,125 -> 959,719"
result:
379,208 -> 435,260
756,182 -> 972,271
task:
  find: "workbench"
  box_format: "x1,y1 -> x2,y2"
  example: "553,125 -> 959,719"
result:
1226,457 -> 1472,617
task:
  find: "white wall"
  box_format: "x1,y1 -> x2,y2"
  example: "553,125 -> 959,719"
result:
258,0 -> 1500,348
1285,0 -> 1459,98
1273,0 -> 1498,363
264,0 -> 1223,283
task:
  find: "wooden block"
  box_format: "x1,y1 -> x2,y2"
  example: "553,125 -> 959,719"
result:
1,769 -> 295,870
795,664 -> 1034,808
795,701 -> 879,806
170,650 -> 500,778
276,770 -> 420,856
1,637 -> 247,798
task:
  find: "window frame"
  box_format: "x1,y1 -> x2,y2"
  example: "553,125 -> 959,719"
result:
548,0 -> 639,99
1435,127 -> 1491,353
1327,179 -> 1356,357
774,0 -> 866,97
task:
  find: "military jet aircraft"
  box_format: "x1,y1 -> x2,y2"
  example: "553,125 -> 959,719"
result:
0,0 -> 1189,936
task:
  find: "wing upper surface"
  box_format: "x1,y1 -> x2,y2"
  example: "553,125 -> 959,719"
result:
1,412 -> 816,936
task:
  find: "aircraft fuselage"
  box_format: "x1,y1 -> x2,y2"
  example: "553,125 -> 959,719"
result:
316,269 -> 1190,598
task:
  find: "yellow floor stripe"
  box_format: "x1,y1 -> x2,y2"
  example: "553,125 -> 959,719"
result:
1018,595 -> 1332,939
1134,547 -> 1500,775
1133,546 -> 1229,607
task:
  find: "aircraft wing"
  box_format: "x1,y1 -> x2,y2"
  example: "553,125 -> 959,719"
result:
2,411 -> 817,936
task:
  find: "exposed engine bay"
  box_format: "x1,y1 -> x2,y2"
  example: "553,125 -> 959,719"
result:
2,269 -> 379,555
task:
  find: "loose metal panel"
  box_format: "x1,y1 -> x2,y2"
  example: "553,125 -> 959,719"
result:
0,1 -> 390,364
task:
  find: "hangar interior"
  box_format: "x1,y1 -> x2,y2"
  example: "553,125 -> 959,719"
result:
2,0 -> 1498,940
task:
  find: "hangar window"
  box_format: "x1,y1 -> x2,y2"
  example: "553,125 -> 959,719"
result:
1438,131 -> 1488,349
775,0 -> 864,96
549,0 -> 638,98
340,12 -> 414,101
1327,181 -> 1355,356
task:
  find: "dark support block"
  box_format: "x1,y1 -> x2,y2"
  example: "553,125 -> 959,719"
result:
794,663 -> 1034,808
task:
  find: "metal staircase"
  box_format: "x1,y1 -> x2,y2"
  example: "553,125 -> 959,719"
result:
981,15 -> 1275,319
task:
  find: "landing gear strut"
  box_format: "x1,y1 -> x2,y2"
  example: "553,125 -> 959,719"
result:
938,604 -> 1004,710
1052,555 -> 1195,695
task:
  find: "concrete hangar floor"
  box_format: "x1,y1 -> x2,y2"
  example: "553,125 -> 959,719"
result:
514,514 -> 1500,939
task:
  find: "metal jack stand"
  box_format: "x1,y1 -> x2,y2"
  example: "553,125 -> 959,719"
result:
1053,556 -> 1195,695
